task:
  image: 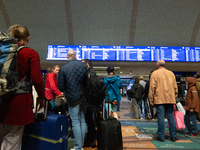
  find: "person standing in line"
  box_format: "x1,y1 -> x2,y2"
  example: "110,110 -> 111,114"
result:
45,65 -> 64,113
43,67 -> 52,87
184,77 -> 199,137
82,59 -> 96,147
103,66 -> 122,120
139,76 -> 147,117
131,78 -> 144,119
148,60 -> 178,142
195,71 -> 200,122
143,73 -> 155,119
58,50 -> 87,150
0,25 -> 45,150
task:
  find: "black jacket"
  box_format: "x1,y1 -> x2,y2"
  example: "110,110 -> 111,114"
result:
58,58 -> 87,106
131,83 -> 143,99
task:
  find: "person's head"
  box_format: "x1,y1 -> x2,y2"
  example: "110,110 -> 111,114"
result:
135,78 -> 139,83
8,24 -> 30,46
82,59 -> 93,68
196,71 -> 200,79
67,50 -> 76,60
47,67 -> 52,73
106,66 -> 115,75
139,76 -> 143,80
53,65 -> 60,76
156,59 -> 165,69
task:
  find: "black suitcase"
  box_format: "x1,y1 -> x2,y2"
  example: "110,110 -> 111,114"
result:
97,92 -> 123,150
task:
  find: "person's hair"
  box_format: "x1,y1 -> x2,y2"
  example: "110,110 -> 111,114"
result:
196,71 -> 200,78
47,67 -> 52,73
157,59 -> 165,67
53,65 -> 60,69
67,50 -> 76,59
8,24 -> 30,43
149,73 -> 151,79
82,59 -> 93,68
135,78 -> 139,83
107,66 -> 115,74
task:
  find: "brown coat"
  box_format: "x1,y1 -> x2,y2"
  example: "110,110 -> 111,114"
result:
185,77 -> 199,112
148,68 -> 178,104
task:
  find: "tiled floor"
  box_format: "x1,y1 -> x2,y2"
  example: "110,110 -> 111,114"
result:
69,97 -> 200,150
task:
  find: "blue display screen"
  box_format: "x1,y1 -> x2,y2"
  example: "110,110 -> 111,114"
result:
46,45 -> 200,62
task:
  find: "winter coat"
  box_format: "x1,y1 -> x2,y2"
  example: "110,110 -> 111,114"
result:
58,58 -> 87,106
196,78 -> 200,118
130,83 -> 143,99
0,45 -> 45,125
45,72 -> 62,100
103,75 -> 122,102
185,77 -> 199,112
148,68 -> 178,104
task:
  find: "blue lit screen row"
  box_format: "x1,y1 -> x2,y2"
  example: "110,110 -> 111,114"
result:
46,45 -> 200,62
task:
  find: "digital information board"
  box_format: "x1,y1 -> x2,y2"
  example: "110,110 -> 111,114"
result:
46,45 -> 200,62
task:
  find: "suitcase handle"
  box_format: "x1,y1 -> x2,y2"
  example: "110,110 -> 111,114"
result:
103,91 -> 110,119
34,98 -> 48,122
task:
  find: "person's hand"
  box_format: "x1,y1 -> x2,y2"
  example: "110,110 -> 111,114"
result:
150,101 -> 154,106
57,93 -> 64,97
37,97 -> 45,111
190,109 -> 194,112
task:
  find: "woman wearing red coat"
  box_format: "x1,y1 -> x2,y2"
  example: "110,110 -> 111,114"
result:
0,25 -> 45,150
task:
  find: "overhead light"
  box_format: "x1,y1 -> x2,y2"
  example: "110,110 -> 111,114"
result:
129,71 -> 132,74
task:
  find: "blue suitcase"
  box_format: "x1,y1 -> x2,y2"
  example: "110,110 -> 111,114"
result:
22,99 -> 69,150
22,114 -> 69,150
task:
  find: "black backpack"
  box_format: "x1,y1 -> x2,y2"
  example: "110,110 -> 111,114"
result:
85,69 -> 106,105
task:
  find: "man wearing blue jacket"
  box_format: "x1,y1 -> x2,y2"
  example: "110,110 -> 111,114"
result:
58,50 -> 87,150
104,66 -> 123,120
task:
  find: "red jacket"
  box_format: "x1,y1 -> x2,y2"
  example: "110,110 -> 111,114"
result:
0,46 -> 45,125
45,73 -> 62,100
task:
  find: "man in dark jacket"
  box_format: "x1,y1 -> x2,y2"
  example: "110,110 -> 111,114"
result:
58,50 -> 87,150
82,59 -> 96,147
131,78 -> 144,119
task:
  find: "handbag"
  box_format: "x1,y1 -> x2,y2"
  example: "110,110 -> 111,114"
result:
167,105 -> 185,130
176,102 -> 185,115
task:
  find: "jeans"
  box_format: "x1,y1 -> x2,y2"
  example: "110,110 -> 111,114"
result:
184,111 -> 198,134
156,104 -> 176,140
69,103 -> 87,150
85,104 -> 96,143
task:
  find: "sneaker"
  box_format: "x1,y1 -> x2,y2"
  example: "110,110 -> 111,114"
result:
185,133 -> 198,138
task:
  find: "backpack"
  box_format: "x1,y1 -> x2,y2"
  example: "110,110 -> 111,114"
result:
0,32 -> 32,104
85,69 -> 106,105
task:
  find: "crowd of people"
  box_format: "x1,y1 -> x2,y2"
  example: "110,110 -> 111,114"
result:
129,60 -> 200,142
0,24 -> 199,150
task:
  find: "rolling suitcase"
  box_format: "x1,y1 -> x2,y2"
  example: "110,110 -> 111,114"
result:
22,99 -> 69,150
97,92 -> 123,150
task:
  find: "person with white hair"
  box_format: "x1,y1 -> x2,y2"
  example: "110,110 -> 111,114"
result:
148,59 -> 178,142
58,50 -> 87,150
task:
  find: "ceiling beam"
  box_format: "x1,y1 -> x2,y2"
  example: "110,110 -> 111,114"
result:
0,0 -> 11,29
190,10 -> 200,46
129,0 -> 139,46
64,0 -> 74,45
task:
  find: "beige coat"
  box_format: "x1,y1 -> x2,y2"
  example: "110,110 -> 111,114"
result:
148,68 -> 178,104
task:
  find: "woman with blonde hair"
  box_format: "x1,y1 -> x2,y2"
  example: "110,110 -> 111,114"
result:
0,25 -> 45,150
